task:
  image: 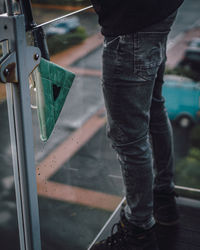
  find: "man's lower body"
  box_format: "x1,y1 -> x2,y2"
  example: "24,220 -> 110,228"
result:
91,11 -> 179,250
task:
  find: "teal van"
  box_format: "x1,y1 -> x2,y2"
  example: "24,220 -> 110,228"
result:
163,75 -> 200,128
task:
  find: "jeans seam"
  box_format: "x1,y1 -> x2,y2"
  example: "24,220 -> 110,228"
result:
133,33 -> 138,73
112,132 -> 149,148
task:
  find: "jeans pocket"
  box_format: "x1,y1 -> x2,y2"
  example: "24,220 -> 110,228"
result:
103,35 -> 134,81
103,36 -> 122,80
135,32 -> 168,81
102,46 -> 121,81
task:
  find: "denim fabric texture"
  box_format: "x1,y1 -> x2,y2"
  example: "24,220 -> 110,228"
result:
102,12 -> 177,229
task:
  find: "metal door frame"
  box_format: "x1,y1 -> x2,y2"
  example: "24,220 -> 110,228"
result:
0,0 -> 42,249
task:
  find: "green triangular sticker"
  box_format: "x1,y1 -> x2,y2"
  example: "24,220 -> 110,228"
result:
31,58 -> 75,141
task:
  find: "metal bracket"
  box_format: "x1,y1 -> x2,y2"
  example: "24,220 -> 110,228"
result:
0,46 -> 41,83
0,13 -> 41,84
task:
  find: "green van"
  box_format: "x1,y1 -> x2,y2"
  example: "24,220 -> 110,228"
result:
163,75 -> 200,128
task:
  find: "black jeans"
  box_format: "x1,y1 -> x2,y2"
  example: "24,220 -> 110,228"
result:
102,12 -> 177,229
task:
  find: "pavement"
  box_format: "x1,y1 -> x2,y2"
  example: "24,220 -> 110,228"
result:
0,1 -> 200,250
167,26 -> 200,69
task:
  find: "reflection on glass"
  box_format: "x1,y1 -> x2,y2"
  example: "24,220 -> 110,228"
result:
0,15 -> 20,248
0,95 -> 20,249
31,9 -> 121,250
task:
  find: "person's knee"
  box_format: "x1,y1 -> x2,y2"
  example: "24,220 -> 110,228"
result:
150,97 -> 167,123
110,133 -> 152,165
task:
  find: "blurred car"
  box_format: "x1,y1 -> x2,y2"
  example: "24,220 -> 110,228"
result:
46,17 -> 80,37
163,75 -> 200,128
182,37 -> 200,65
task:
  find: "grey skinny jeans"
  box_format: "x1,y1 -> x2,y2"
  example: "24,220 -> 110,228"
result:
102,12 -> 177,229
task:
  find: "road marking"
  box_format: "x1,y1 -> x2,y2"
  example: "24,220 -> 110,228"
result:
36,108 -> 106,180
37,181 -> 122,211
51,33 -> 103,67
67,67 -> 102,77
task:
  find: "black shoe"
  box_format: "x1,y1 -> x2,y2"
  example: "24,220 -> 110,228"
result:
153,190 -> 179,226
90,210 -> 159,250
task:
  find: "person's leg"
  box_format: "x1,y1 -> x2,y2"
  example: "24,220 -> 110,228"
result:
150,57 -> 175,194
91,16 -> 178,250
102,31 -> 169,229
150,47 -> 179,226
90,33 -> 163,250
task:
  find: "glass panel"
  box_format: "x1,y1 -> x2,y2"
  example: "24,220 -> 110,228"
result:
30,1 -> 200,249
31,9 -> 123,250
31,0 -> 91,25
164,0 -> 200,197
0,3 -> 20,248
0,91 -> 20,249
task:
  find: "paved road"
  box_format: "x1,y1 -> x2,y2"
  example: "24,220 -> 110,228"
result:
37,0 -> 200,145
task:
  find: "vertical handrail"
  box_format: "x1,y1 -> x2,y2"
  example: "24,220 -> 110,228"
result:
3,0 -> 42,249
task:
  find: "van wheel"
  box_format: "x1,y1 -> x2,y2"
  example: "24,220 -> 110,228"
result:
177,116 -> 192,128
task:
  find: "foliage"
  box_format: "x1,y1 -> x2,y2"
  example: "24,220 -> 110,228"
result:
190,125 -> 200,149
175,124 -> 200,191
175,147 -> 200,189
165,65 -> 200,82
47,26 -> 87,55
188,147 -> 200,161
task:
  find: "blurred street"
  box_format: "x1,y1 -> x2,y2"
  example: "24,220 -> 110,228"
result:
0,0 -> 200,249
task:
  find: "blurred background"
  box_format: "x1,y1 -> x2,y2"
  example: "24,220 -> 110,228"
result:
0,0 -> 200,249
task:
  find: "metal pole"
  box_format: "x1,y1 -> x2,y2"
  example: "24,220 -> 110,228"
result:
5,0 -> 14,16
3,1 -> 42,249
18,0 -> 36,31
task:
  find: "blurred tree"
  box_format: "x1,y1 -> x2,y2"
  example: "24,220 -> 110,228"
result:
165,66 -> 200,82
190,125 -> 200,148
47,26 -> 87,55
31,0 -> 91,6
175,147 -> 200,189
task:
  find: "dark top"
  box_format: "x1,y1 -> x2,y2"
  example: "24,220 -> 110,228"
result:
91,0 -> 184,36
